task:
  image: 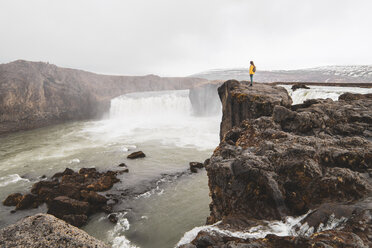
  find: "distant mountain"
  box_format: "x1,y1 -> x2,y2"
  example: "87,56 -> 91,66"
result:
191,65 -> 372,83
0,60 -> 205,134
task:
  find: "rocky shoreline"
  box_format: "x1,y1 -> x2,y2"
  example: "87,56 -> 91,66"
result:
181,80 -> 372,247
3,167 -> 127,227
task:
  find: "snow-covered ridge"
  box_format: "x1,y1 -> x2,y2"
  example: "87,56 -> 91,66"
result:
192,65 -> 372,83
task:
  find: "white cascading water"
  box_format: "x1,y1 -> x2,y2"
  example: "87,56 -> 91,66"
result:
104,90 -> 221,150
281,85 -> 372,105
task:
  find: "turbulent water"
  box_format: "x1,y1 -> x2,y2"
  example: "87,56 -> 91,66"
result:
281,85 -> 372,104
1,86 -> 371,248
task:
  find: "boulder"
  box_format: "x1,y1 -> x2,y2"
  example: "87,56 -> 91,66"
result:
16,194 -> 39,210
4,167 -> 122,227
2,193 -> 23,206
108,213 -> 118,223
0,214 -> 109,247
291,83 -> 310,91
118,162 -> 127,167
48,196 -> 90,217
61,214 -> 88,227
127,151 -> 146,159
189,162 -> 204,173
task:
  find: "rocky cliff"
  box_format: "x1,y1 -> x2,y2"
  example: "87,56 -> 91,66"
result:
0,60 -> 205,134
181,80 -> 372,247
218,80 -> 292,140
0,213 -> 109,247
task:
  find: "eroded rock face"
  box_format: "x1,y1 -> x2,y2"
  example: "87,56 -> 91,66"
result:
218,80 -> 292,140
182,80 -> 372,247
3,167 -> 123,227
208,94 -> 372,224
0,214 -> 109,248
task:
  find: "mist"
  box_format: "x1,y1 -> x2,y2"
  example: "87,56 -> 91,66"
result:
0,0 -> 371,76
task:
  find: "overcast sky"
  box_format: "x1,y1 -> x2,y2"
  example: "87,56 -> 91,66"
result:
0,0 -> 371,76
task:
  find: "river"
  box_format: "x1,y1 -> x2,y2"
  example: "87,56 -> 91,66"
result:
0,85 -> 371,248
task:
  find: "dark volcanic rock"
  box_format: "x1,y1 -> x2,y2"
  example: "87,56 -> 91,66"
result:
127,151 -> 146,159
0,214 -> 109,247
339,92 -> 372,101
208,96 -> 372,223
118,162 -> 127,167
218,80 -> 292,140
16,194 -> 39,210
182,80 -> 372,247
291,83 -> 310,91
108,213 -> 118,224
3,167 -> 122,227
2,193 -> 23,206
190,162 -> 204,173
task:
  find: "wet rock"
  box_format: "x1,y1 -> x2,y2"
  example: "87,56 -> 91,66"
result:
48,196 -> 90,217
108,213 -> 118,223
4,167 -> 122,227
119,168 -> 129,173
3,193 -> 23,206
118,162 -> 127,167
127,151 -> 146,159
190,162 -> 204,173
0,213 -> 109,247
87,175 -> 119,191
61,214 -> 88,227
291,83 -> 310,91
81,190 -> 107,205
16,194 -> 39,210
52,168 -> 74,178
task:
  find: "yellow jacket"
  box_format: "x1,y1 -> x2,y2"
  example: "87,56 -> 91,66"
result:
249,65 -> 256,75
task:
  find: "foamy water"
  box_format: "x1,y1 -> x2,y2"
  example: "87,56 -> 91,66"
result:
281,85 -> 372,104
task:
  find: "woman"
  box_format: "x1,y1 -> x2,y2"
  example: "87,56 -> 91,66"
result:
249,61 -> 256,86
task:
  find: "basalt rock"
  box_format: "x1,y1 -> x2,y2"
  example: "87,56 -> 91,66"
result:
0,214 -> 109,247
291,83 -> 310,91
218,80 -> 292,140
184,81 -> 372,247
208,93 -> 372,224
2,193 -> 23,206
127,151 -> 146,159
190,162 -> 204,173
3,167 -> 122,226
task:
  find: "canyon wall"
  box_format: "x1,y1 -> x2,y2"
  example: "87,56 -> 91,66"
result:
0,60 -> 205,134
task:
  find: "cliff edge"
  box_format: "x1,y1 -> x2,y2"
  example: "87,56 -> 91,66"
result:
181,80 -> 372,247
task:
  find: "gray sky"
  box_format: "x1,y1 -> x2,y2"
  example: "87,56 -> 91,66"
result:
0,0 -> 371,76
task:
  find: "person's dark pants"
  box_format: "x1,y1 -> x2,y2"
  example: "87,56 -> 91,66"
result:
250,74 -> 253,86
